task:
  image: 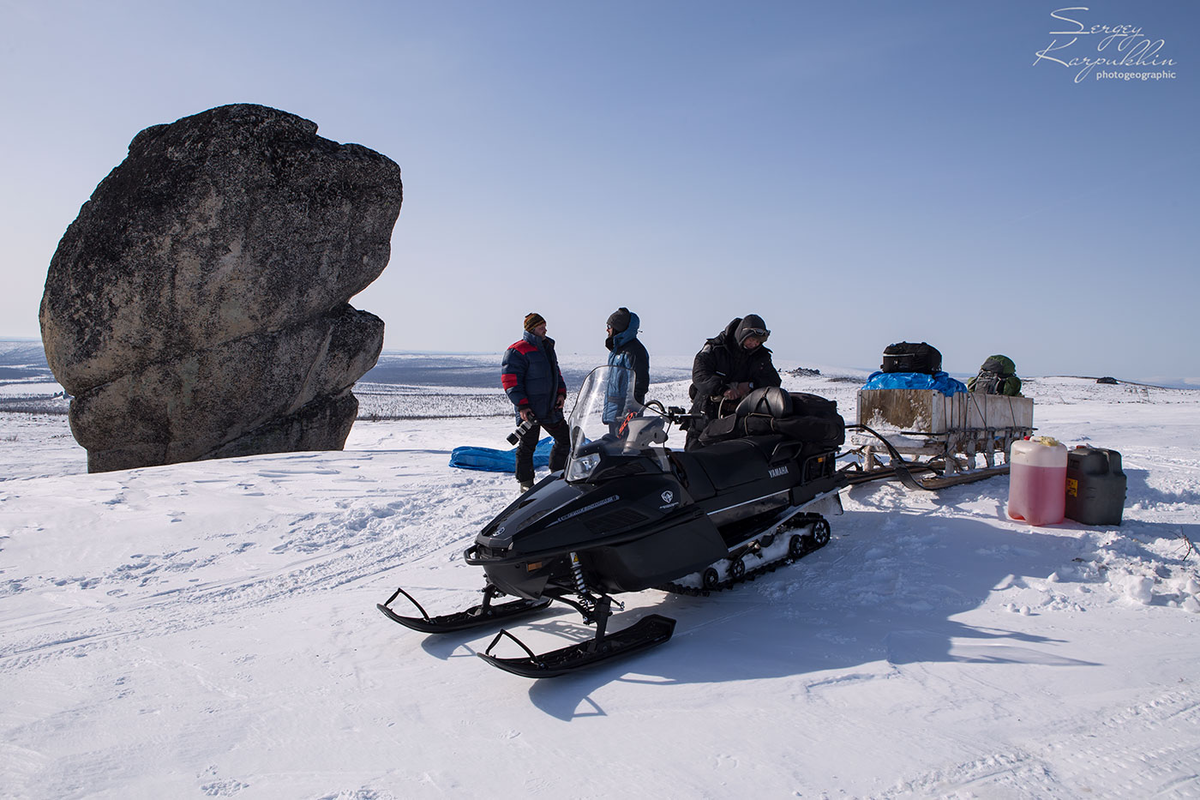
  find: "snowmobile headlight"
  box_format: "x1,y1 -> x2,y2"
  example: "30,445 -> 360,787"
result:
567,454 -> 600,482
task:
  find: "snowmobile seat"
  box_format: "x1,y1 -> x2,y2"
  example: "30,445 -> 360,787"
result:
734,386 -> 792,418
742,434 -> 790,462
699,387 -> 843,451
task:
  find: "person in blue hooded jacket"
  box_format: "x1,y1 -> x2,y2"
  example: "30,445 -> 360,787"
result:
603,308 -> 650,428
501,312 -> 570,492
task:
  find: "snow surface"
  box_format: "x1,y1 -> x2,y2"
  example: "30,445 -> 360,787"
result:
2,365 -> 1199,799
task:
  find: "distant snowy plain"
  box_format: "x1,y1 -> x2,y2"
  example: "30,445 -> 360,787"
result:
1,345 -> 1198,799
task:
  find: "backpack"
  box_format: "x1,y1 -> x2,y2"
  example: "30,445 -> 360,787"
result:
971,371 -> 1005,395
969,354 -> 1021,396
881,342 -> 942,375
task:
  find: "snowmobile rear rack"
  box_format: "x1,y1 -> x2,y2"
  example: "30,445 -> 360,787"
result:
377,584 -> 552,633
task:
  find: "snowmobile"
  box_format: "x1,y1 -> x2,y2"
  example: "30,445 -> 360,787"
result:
378,365 -> 848,678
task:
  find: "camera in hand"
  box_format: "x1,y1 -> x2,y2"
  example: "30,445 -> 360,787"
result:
507,417 -> 536,445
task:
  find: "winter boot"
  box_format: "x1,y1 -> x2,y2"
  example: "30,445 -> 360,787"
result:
518,479 -> 535,493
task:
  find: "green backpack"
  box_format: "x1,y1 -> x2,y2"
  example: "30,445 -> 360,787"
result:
967,355 -> 1022,396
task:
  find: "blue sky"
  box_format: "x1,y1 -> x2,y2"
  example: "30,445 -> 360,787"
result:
1,1 -> 1196,381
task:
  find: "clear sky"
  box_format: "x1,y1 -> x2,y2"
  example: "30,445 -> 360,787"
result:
1,1 -> 1196,382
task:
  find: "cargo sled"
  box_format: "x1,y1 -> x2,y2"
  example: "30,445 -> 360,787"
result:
846,386 -> 1034,490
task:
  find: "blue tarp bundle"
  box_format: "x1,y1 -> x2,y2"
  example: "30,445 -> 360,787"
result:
449,437 -> 554,472
861,371 -> 968,396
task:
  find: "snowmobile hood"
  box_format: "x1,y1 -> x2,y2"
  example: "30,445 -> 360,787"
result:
478,478 -> 586,550
472,469 -> 695,565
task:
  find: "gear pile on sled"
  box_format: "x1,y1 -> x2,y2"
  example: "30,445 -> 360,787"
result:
844,342 -> 1034,490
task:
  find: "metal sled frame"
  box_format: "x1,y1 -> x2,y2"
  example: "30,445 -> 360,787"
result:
845,390 -> 1034,490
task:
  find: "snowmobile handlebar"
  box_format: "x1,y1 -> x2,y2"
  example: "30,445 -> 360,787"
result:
660,406 -> 692,423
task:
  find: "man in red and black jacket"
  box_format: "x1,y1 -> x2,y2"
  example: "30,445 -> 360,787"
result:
501,312 -> 570,492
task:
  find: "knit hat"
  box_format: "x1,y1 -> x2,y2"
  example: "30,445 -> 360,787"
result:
524,312 -> 546,332
606,307 -> 632,334
735,314 -> 770,345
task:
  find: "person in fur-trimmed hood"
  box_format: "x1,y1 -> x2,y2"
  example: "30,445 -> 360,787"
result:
605,307 -> 650,404
686,314 -> 782,450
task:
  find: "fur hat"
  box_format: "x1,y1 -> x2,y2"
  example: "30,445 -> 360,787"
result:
606,307 -> 632,334
735,314 -> 770,345
524,312 -> 546,332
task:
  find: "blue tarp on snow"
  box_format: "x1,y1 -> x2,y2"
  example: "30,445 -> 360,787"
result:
448,437 -> 554,473
861,371 -> 968,396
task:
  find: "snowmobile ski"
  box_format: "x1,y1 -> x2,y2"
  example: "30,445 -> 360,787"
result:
377,585 -> 552,633
478,610 -> 677,678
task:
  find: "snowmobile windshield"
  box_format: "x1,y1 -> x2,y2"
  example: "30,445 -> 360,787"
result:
565,365 -> 660,483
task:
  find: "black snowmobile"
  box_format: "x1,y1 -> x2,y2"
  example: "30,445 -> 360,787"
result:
378,365 -> 847,678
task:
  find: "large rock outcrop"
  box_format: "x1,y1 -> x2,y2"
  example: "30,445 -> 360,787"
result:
40,104 -> 403,472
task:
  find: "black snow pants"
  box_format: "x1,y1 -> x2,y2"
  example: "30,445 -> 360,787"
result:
515,416 -> 570,483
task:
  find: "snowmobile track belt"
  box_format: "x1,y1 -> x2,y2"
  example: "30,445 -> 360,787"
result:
656,519 -> 831,598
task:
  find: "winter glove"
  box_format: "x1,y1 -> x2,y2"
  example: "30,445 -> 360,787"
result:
723,382 -> 752,400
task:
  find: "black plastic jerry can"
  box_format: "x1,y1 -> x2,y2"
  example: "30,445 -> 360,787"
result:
1065,446 -> 1127,526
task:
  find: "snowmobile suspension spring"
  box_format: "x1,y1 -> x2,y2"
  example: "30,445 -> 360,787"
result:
569,551 -> 588,596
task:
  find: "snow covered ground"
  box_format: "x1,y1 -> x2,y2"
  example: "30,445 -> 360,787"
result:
1,357 -> 1198,799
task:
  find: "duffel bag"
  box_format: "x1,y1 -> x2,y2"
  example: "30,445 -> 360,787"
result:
881,341 -> 942,374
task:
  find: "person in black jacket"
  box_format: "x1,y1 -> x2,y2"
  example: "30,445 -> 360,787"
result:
501,312 -> 570,492
686,314 -> 782,450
